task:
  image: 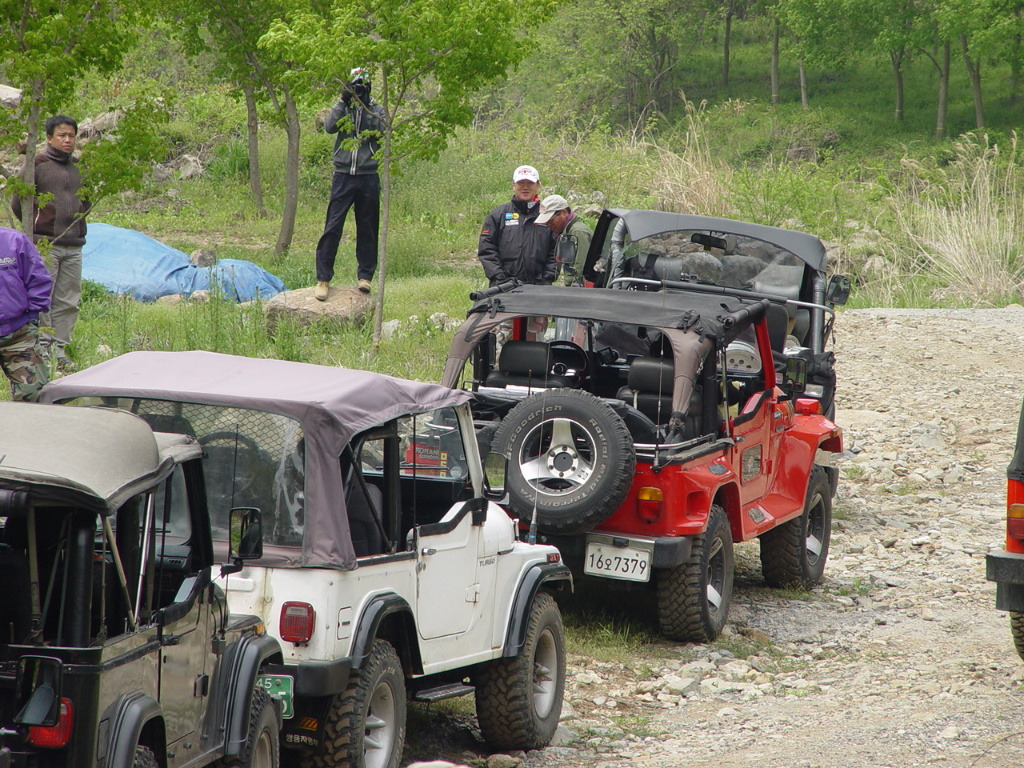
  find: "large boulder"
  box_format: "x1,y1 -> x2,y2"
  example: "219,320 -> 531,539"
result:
264,286 -> 371,332
0,85 -> 21,109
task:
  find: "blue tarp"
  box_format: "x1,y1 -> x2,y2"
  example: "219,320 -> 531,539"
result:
82,222 -> 286,303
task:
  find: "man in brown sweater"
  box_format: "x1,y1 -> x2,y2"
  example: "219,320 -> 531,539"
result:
12,114 -> 90,371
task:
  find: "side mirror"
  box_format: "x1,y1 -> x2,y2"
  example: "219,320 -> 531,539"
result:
223,507 -> 262,577
826,274 -> 851,306
482,452 -> 508,501
14,656 -> 62,727
782,355 -> 807,397
555,233 -> 579,269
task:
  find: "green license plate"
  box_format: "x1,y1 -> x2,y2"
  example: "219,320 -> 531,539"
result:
257,674 -> 294,718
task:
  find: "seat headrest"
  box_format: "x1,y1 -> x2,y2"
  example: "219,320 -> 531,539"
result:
498,341 -> 552,377
627,357 -> 675,393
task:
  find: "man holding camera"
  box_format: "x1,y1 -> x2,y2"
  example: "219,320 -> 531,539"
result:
314,67 -> 386,300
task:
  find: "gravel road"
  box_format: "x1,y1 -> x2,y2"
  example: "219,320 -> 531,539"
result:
408,308 -> 1024,768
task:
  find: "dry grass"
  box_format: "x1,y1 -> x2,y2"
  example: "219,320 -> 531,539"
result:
887,133 -> 1024,306
648,95 -> 734,217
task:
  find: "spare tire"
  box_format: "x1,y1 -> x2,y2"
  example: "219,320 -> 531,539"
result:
493,389 -> 636,534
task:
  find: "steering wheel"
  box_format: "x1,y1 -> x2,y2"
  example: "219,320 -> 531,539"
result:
548,340 -> 588,384
198,430 -> 269,509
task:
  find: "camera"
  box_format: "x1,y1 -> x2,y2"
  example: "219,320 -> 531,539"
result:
350,80 -> 369,101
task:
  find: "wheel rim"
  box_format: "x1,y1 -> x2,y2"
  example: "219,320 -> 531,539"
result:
532,627 -> 559,718
705,535 -> 727,617
517,417 -> 598,496
804,489 -> 827,566
251,727 -> 274,768
363,678 -> 398,768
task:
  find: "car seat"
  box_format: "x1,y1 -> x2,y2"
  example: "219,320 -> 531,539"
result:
484,341 -> 576,389
348,482 -> 385,558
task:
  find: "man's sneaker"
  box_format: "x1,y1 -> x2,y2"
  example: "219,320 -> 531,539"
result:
357,279 -> 372,294
314,281 -> 330,301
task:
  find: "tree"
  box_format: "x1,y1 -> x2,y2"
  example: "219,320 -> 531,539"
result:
261,0 -> 559,344
166,0 -> 306,254
0,0 -> 139,234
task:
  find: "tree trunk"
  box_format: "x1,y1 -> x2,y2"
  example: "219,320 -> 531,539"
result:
890,48 -> 905,122
770,18 -> 779,105
935,40 -> 950,141
960,35 -> 984,129
1012,33 -> 1023,102
244,85 -> 267,218
722,8 -> 732,91
1012,14 -> 1023,103
19,79 -> 43,237
372,68 -> 390,348
275,89 -> 299,256
799,61 -> 808,109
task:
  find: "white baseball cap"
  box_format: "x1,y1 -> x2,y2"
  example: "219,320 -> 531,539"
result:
534,194 -> 569,224
512,165 -> 540,184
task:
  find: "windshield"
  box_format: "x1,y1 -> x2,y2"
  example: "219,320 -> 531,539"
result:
58,397 -> 306,547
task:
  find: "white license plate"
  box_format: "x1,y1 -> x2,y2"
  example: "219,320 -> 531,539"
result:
584,539 -> 653,582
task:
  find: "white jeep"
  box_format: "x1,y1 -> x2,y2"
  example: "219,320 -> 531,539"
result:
42,351 -> 571,768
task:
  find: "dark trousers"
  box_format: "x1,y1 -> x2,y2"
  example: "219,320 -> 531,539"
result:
315,171 -> 380,282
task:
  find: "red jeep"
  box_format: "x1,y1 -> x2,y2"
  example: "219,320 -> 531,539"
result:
442,211 -> 847,642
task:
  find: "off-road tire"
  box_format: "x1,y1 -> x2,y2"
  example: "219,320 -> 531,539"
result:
133,746 -> 158,768
1011,612 -> 1024,663
760,465 -> 832,588
493,389 -> 635,534
474,591 -> 565,751
302,640 -> 406,768
656,505 -> 734,642
217,687 -> 279,767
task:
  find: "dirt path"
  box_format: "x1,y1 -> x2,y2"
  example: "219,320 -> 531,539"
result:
408,308 -> 1024,768
536,309 -> 1024,765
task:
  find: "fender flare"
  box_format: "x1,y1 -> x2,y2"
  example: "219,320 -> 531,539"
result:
351,593 -> 421,673
101,691 -> 162,768
221,632 -> 282,756
502,562 -> 572,656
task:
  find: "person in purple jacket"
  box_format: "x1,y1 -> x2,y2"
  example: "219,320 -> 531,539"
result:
0,226 -> 52,401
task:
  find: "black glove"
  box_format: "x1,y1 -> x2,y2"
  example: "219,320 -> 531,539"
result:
342,89 -> 353,107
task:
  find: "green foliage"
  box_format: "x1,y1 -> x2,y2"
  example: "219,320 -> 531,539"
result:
208,139 -> 250,181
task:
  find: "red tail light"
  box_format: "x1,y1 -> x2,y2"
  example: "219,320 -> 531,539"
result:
280,602 -> 315,644
636,487 -> 664,523
28,698 -> 73,748
1008,503 -> 1024,542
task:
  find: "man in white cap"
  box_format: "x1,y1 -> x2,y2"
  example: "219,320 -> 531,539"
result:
313,67 -> 386,300
535,194 -> 592,286
477,165 -> 557,287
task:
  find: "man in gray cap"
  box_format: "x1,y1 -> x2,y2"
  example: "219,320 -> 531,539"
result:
535,194 -> 592,286
477,165 -> 557,287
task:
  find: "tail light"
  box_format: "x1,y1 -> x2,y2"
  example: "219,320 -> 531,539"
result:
636,487 -> 664,523
280,602 -> 315,644
1008,480 -> 1024,553
28,698 -> 73,748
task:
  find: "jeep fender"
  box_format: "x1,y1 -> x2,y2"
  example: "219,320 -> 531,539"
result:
352,593 -> 422,674
220,632 -> 282,756
502,562 -> 572,656
100,691 -> 163,768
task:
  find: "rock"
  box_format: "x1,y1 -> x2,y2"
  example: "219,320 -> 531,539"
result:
188,290 -> 211,302
190,248 -> 217,267
264,286 -> 371,332
381,319 -> 402,339
548,724 -> 578,747
0,84 -> 21,109
157,293 -> 185,305
485,754 -> 522,768
177,154 -> 204,180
